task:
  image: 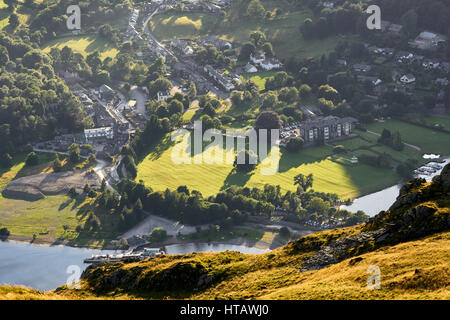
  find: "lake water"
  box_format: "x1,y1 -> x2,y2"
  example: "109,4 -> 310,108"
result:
0,240 -> 268,291
342,157 -> 450,217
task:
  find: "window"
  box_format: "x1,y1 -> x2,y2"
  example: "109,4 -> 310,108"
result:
309,129 -> 314,141
313,128 -> 319,140
337,124 -> 342,137
324,127 -> 329,140
344,123 -> 350,135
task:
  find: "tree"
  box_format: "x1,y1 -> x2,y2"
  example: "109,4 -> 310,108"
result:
8,13 -> 19,30
25,152 -> 39,166
0,153 -> 12,168
53,154 -> 63,172
299,84 -> 312,98
261,42 -> 274,56
247,0 -> 265,18
149,227 -> 167,243
286,137 -> 304,152
279,226 -> 290,238
0,227 -> 10,237
255,111 -> 282,130
250,30 -> 266,47
239,42 -> 256,61
68,143 -> 81,163
294,173 -> 314,192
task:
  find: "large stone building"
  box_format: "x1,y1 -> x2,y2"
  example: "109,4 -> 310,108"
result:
281,116 -> 359,146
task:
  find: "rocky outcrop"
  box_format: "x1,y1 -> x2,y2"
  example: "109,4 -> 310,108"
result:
300,163 -> 450,272
82,260 -> 214,293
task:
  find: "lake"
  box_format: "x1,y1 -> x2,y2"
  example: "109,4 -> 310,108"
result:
0,240 -> 268,291
342,157 -> 450,216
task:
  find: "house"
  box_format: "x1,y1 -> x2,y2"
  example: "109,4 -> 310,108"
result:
336,59 -> 347,66
157,91 -> 171,102
409,31 -> 448,51
171,38 -> 194,56
357,76 -> 382,86
84,127 -> 114,142
352,64 -> 372,73
259,57 -> 282,71
244,63 -> 257,73
323,2 -> 335,9
380,20 -> 404,35
99,84 -> 116,101
199,36 -> 232,51
435,78 -> 449,86
250,52 -> 266,65
203,65 -> 234,91
422,59 -> 440,69
400,74 -> 416,84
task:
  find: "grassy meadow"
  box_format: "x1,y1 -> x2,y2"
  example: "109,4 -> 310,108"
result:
149,1 -> 344,61
136,133 -> 400,200
41,35 -> 119,60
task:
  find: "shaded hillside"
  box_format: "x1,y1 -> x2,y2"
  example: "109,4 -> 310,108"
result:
2,164 -> 450,300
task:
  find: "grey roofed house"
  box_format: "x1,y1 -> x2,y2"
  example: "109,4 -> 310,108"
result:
409,31 -> 448,50
199,36 -> 232,50
352,64 -> 372,73
99,84 -> 115,100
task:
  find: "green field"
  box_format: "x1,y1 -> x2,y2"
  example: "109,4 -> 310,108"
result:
424,115 -> 450,130
366,119 -> 450,155
0,153 -> 113,247
42,35 -> 119,60
136,134 -> 400,200
241,71 -> 277,91
149,2 -> 344,60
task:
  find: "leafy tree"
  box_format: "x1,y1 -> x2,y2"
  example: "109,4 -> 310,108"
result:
0,153 -> 12,168
255,111 -> 282,130
8,13 -> 19,30
247,0 -> 265,18
25,152 -> 39,166
68,144 -> 81,163
294,173 -> 314,192
286,137 -> 304,152
250,30 -> 266,47
149,227 -> 168,243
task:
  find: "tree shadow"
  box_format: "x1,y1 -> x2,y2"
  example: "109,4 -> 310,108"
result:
221,167 -> 253,191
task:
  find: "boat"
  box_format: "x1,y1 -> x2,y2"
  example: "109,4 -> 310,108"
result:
84,248 -> 165,264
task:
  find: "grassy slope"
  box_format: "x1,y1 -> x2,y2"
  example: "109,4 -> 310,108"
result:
136,134 -> 399,199
150,1 -> 343,60
41,35 -> 119,61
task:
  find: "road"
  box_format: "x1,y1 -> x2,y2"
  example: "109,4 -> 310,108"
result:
367,130 -> 422,151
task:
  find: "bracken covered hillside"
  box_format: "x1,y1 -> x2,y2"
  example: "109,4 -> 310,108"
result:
2,164 -> 450,300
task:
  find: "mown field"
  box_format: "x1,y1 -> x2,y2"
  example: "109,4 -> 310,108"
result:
136,133 -> 399,200
241,71 -> 278,91
366,119 -> 450,155
149,1 -> 343,60
41,34 -> 119,60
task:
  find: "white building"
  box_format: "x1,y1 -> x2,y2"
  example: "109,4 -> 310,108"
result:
400,74 -> 416,84
157,91 -> 171,101
84,127 -> 114,141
